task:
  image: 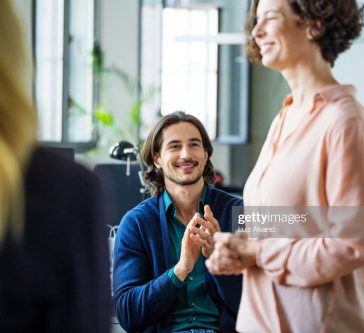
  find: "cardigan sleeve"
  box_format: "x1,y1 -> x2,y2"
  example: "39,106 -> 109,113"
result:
112,210 -> 181,332
205,193 -> 243,332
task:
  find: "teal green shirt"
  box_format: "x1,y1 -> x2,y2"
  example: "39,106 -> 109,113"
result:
164,186 -> 220,332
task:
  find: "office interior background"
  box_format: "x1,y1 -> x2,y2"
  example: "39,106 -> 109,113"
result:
9,1 -> 364,332
14,0 -> 364,189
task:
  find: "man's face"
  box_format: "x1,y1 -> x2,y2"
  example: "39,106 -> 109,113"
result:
154,122 -> 208,189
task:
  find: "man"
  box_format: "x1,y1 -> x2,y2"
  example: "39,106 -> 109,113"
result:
113,111 -> 242,333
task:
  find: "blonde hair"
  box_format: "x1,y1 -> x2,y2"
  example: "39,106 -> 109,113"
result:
0,0 -> 38,243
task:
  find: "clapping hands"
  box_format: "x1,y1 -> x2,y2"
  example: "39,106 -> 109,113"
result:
189,205 -> 221,258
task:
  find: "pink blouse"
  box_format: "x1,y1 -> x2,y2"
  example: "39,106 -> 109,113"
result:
238,85 -> 364,333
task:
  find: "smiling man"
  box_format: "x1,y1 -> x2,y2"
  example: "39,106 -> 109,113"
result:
112,111 -> 242,333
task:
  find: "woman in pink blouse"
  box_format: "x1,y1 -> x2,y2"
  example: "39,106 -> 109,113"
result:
206,0 -> 364,332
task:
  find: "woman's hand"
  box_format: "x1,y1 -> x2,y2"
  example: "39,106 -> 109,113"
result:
206,232 -> 258,275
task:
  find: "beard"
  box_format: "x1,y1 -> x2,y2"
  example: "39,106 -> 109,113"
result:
164,169 -> 204,186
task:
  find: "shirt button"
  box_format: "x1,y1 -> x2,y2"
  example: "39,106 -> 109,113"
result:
191,303 -> 196,307
189,276 -> 194,281
192,317 -> 196,321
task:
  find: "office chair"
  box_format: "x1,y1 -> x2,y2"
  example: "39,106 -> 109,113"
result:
94,140 -> 148,225
93,162 -> 145,227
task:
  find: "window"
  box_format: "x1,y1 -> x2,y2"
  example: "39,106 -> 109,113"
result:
216,44 -> 250,144
34,0 -> 97,150
35,0 -> 64,142
158,2 -> 250,143
161,7 -> 219,139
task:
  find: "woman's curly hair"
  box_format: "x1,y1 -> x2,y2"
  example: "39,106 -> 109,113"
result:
141,111 -> 215,196
245,0 -> 364,66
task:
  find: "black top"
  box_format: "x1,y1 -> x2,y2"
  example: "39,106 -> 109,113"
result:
0,147 -> 110,333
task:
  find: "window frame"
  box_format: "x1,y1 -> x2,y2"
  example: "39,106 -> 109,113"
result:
215,43 -> 250,144
32,0 -> 100,152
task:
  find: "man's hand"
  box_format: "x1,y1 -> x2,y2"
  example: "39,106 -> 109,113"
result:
190,205 -> 221,258
205,232 -> 258,275
174,213 -> 202,281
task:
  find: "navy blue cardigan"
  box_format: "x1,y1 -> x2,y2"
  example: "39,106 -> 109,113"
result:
113,185 -> 243,333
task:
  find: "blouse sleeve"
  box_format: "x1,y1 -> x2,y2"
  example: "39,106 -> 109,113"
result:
256,105 -> 364,287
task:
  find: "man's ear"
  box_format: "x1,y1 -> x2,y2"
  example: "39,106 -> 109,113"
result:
153,154 -> 161,169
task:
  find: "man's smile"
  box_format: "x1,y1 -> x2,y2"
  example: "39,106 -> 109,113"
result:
174,160 -> 199,171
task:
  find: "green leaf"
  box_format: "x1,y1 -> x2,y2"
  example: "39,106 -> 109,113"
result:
130,100 -> 142,126
95,105 -> 114,126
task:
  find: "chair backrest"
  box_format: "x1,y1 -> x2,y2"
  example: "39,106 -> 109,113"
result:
41,145 -> 75,161
93,163 -> 144,227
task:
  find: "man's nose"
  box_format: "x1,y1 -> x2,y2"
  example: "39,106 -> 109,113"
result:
180,146 -> 191,159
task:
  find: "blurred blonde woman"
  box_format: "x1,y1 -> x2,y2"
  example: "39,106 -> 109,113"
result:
0,1 -> 110,332
0,0 -> 38,243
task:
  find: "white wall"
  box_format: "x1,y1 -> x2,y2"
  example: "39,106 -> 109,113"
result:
98,0 -> 140,148
333,38 -> 364,105
99,0 -> 140,104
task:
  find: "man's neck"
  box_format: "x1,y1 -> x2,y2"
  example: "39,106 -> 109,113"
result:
165,180 -> 205,225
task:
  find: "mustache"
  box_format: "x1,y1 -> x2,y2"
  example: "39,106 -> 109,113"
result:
174,159 -> 199,166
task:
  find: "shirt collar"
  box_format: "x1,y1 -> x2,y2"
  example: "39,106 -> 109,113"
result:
316,84 -> 356,103
282,84 -> 356,112
163,184 -> 207,216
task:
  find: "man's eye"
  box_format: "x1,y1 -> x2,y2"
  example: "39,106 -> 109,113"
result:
169,145 -> 178,150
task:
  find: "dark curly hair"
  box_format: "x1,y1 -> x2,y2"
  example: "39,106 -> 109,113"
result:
245,0 -> 364,66
141,111 -> 215,196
